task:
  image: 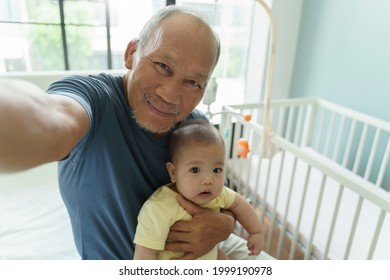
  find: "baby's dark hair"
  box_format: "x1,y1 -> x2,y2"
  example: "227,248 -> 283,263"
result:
168,119 -> 225,162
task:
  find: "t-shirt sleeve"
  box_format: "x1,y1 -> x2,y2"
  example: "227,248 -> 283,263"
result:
219,186 -> 237,209
134,196 -> 176,251
46,75 -> 109,159
47,75 -> 109,124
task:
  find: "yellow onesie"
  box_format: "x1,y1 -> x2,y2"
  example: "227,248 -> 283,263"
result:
134,184 -> 236,260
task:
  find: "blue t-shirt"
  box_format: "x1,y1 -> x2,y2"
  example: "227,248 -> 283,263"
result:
47,73 -> 206,259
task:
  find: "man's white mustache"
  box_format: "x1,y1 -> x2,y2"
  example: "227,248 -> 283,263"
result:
143,93 -> 180,116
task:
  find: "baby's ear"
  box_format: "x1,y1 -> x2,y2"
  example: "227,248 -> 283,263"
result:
166,162 -> 176,182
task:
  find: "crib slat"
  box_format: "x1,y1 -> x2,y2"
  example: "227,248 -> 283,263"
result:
332,115 -> 346,162
323,111 -> 335,157
314,109 -> 326,151
285,106 -> 295,142
233,123 -> 243,181
276,156 -> 298,259
300,102 -> 317,147
293,106 -> 304,146
231,122 -> 241,180
253,132 -> 263,206
261,154 -> 275,251
264,158 -> 274,252
364,128 -> 381,181
262,156 -> 273,209
367,209 -> 386,259
304,175 -> 327,260
376,138 -> 389,187
224,115 -> 234,160
344,196 -> 363,259
266,151 -> 286,253
243,127 -> 254,198
323,184 -> 345,259
223,116 -> 234,188
289,165 -> 311,260
342,119 -> 357,168
352,123 -> 368,173
251,107 -> 259,125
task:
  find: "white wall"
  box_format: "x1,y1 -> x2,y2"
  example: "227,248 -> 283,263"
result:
245,0 -> 303,103
287,0 -> 390,189
272,0 -> 303,100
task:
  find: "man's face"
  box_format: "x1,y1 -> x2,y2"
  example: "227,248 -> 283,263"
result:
124,14 -> 218,134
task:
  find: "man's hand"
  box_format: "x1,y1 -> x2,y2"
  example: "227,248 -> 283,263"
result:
165,194 -> 235,259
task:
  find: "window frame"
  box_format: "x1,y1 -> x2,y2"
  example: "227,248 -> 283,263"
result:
0,0 -> 173,71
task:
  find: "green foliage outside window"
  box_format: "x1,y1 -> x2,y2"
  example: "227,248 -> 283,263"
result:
28,1 -> 92,70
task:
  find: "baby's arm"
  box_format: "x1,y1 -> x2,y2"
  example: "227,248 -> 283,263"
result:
133,244 -> 159,260
228,193 -> 264,255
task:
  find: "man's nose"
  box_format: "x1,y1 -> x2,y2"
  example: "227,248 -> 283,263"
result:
155,78 -> 182,105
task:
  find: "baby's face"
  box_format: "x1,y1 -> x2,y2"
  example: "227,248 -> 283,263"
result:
168,141 -> 225,205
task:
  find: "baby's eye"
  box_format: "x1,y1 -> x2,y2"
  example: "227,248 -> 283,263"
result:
213,168 -> 223,174
189,167 -> 201,174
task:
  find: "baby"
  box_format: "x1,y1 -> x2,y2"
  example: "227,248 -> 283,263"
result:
133,119 -> 264,259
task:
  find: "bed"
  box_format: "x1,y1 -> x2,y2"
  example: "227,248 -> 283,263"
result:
0,163 -> 79,259
219,98 -> 390,260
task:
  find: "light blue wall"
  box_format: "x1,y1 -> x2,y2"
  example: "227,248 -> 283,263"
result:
289,0 -> 390,122
288,0 -> 390,190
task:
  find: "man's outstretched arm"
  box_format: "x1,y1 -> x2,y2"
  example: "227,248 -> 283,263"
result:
0,79 -> 89,173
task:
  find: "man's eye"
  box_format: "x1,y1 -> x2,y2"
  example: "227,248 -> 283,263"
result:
213,168 -> 223,174
155,62 -> 170,74
186,80 -> 202,89
189,167 -> 201,173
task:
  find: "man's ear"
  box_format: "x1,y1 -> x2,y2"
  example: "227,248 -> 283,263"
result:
166,162 -> 176,182
124,38 -> 139,69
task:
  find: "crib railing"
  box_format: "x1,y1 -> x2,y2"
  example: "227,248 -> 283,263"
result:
221,98 -> 390,191
218,98 -> 390,260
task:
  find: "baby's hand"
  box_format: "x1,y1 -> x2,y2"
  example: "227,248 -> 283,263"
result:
247,232 -> 264,256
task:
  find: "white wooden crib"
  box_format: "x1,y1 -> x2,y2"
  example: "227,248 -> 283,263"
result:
218,98 -> 390,260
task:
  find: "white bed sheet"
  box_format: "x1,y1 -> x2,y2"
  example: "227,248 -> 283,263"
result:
0,163 -> 79,260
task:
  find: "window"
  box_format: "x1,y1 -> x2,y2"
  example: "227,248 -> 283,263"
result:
176,0 -> 257,114
0,0 -> 269,111
0,0 -> 165,72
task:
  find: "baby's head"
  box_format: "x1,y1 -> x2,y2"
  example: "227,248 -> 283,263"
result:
167,119 -> 226,205
168,119 -> 225,162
